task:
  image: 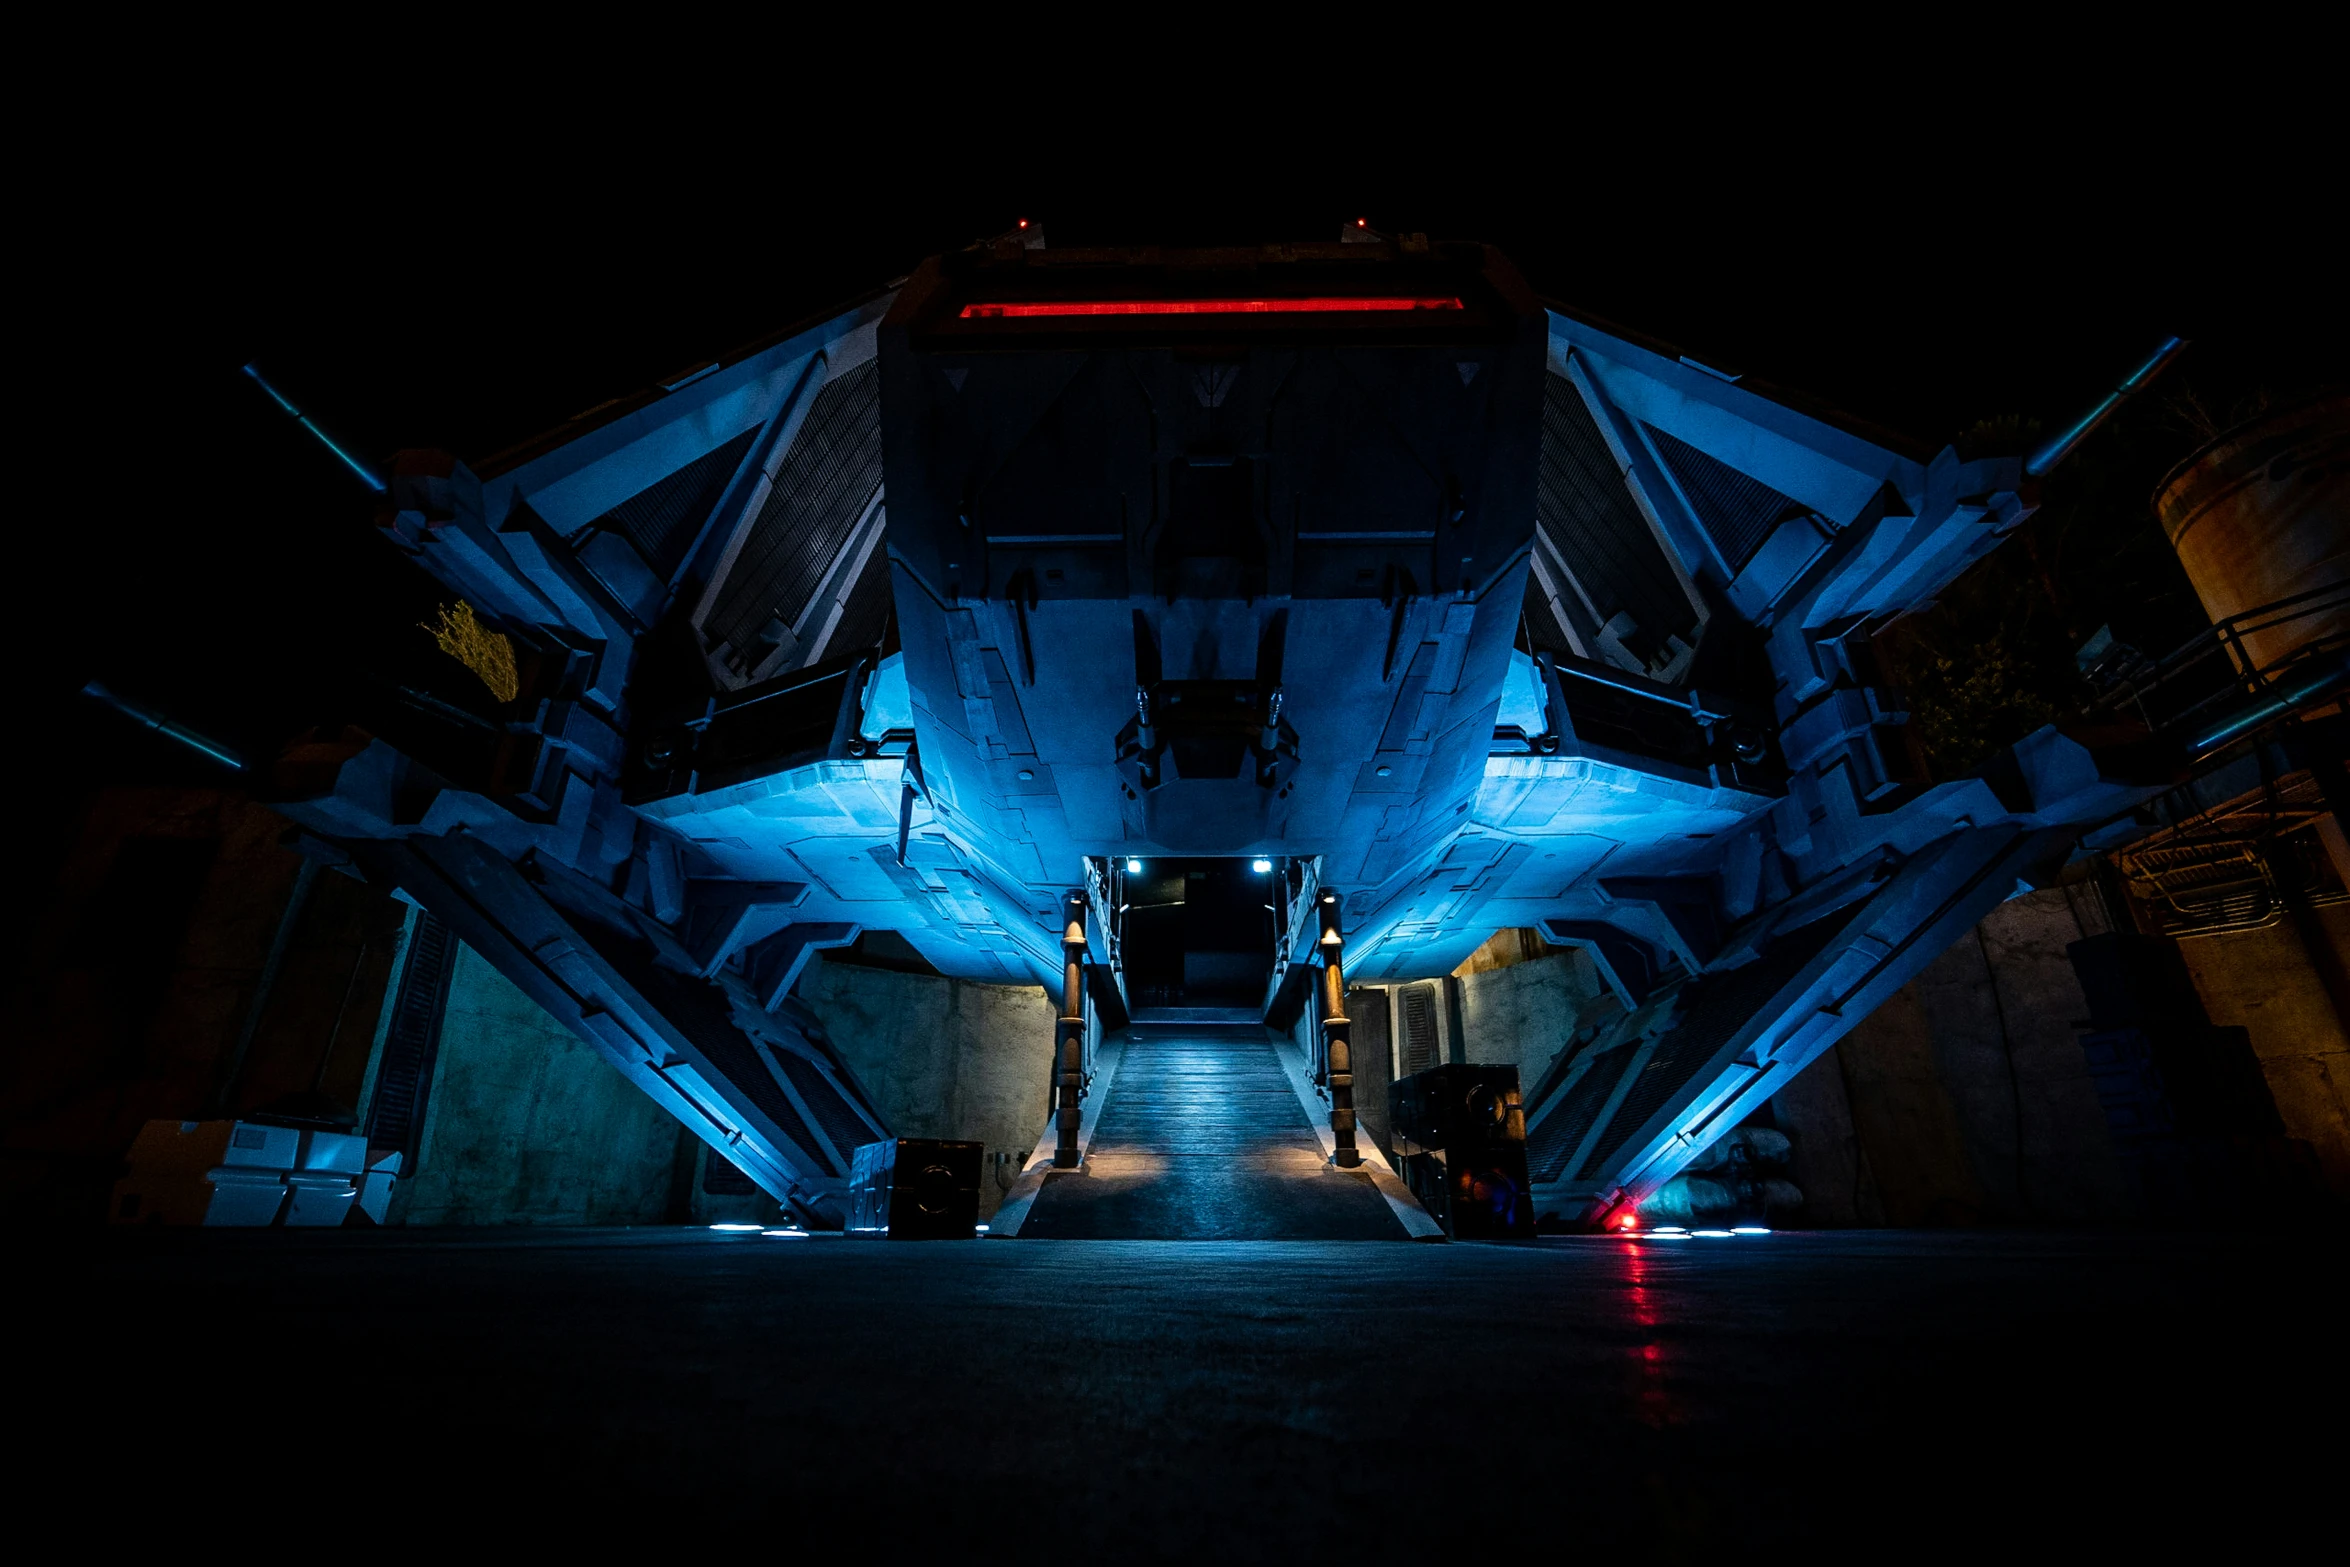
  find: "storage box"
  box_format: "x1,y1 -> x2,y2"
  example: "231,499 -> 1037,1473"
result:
848,1138 -> 982,1238
112,1121 -> 298,1227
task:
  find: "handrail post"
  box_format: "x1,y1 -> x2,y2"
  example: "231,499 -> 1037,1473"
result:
1055,890 -> 1089,1167
1317,892 -> 1362,1169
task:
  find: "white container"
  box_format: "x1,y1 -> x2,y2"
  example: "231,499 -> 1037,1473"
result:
218,1122 -> 302,1170
354,1149 -> 403,1225
199,1168 -> 290,1226
296,1130 -> 367,1176
114,1121 -> 295,1226
282,1174 -> 357,1226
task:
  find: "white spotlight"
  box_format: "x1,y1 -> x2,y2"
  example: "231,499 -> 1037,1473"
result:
1126,858 -> 1143,873
1251,858 -> 1272,873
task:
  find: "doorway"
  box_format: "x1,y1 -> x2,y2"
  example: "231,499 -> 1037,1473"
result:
1119,858 -> 1279,1013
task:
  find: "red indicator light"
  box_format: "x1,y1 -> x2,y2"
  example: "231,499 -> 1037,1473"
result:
1356,218 -> 1368,227
1017,219 -> 1028,228
959,297 -> 1463,320
1618,1211 -> 1638,1230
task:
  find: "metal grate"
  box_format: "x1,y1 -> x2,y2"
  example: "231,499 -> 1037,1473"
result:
563,918 -> 834,1174
1525,1044 -> 1635,1181
1643,423 -> 1807,574
364,911 -> 457,1164
704,359 -> 883,659
1399,983 -> 1440,1075
774,1049 -> 879,1168
1574,914 -> 1846,1182
1537,375 -> 1697,661
592,425 -> 763,582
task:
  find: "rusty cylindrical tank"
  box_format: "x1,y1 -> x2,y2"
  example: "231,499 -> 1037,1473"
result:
2154,391 -> 2348,673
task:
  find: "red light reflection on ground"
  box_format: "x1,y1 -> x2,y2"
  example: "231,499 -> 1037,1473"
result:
1621,1242 -> 1678,1428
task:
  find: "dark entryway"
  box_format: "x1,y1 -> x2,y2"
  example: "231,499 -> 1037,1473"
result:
1119,858 -> 1278,1013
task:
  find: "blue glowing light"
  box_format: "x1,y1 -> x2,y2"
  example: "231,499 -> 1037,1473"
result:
1732,1226 -> 1772,1235
1251,858 -> 1272,873
1126,858 -> 1143,873
1693,1229 -> 1734,1238
241,364 -> 388,493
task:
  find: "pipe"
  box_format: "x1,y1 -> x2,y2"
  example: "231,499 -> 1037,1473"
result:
2024,336 -> 2190,478
82,681 -> 245,771
2187,650 -> 2350,760
241,363 -> 388,493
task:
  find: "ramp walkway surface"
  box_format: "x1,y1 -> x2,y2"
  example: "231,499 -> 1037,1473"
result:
1019,1023 -> 1406,1239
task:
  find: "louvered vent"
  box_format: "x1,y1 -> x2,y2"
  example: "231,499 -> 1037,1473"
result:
592,425 -> 763,581
774,1049 -> 880,1165
1537,375 -> 1697,660
1643,424 -> 1808,574
1573,914 -> 1846,1182
705,358 -> 884,660
1524,1043 -> 1635,1181
364,912 -> 457,1164
1399,983 -> 1440,1075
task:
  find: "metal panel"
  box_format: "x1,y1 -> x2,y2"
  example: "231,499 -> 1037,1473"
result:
592,425 -> 763,581
361,911 -> 456,1165
1537,375 -> 1698,659
773,1049 -> 880,1168
824,544 -> 896,663
705,359 -> 884,660
1574,913 -> 1846,1181
1525,1043 -> 1634,1181
1643,422 -> 1809,575
1398,983 -> 1441,1075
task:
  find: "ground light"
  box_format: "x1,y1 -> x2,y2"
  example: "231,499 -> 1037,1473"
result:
708,1223 -> 764,1233
760,1229 -> 808,1240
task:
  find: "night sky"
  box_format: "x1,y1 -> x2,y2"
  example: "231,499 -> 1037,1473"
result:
35,102 -> 2341,796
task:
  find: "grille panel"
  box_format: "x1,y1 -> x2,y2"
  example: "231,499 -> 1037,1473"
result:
775,1050 -> 879,1166
1538,375 -> 1696,660
364,912 -> 456,1164
705,358 -> 883,658
1399,983 -> 1440,1075
1525,1043 -> 1634,1181
593,425 -> 763,581
1644,423 -> 1807,574
1574,914 -> 1846,1182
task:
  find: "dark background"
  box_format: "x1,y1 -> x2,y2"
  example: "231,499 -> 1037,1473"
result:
30,85 -> 2342,797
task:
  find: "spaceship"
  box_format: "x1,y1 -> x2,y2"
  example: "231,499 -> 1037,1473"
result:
253,228 -> 2295,1227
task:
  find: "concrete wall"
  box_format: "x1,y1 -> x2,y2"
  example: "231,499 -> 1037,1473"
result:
1771,888 -> 2350,1223
394,944 -> 689,1226
2,788 -> 405,1224
1772,891 -> 2136,1226
1455,947 -> 1614,1087
790,959 -> 1057,1217
2174,905 -> 2350,1196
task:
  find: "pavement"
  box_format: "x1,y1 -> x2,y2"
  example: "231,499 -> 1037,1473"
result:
25,1227 -> 2343,1552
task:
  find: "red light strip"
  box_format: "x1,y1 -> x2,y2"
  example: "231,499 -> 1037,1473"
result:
958,296 -> 1464,319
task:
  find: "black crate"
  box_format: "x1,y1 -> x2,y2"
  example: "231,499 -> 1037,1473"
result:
1389,1065 -> 1535,1240
848,1138 -> 983,1239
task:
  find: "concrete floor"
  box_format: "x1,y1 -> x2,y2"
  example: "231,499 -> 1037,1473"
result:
29,1229 -> 2343,1551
